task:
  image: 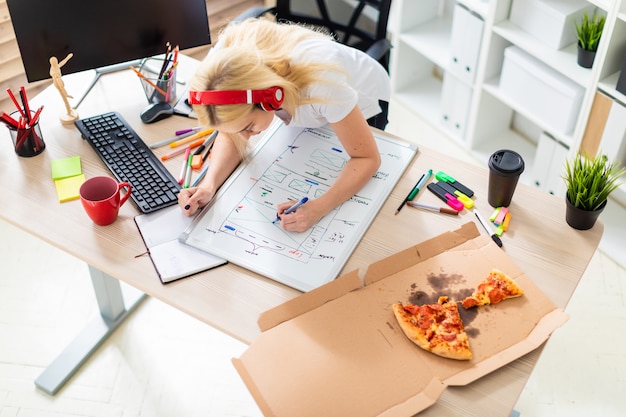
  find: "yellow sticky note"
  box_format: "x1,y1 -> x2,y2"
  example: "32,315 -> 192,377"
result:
54,174 -> 85,202
51,156 -> 82,180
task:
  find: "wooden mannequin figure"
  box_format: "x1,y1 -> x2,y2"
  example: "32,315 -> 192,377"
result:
49,53 -> 78,124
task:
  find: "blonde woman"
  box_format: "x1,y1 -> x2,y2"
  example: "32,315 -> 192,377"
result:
178,18 -> 390,232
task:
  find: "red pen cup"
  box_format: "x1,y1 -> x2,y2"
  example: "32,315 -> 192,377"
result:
79,176 -> 132,226
7,110 -> 46,157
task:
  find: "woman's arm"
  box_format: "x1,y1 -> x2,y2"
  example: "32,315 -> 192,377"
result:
178,131 -> 242,216
277,105 -> 381,231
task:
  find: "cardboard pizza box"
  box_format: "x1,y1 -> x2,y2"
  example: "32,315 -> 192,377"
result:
232,222 -> 568,416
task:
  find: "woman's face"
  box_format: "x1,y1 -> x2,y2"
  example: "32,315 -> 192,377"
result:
217,108 -> 275,140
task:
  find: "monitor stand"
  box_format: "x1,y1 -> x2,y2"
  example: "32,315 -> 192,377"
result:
71,60 -> 143,109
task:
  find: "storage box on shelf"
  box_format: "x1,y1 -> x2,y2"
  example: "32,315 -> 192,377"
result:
509,0 -> 595,50
499,45 -> 585,135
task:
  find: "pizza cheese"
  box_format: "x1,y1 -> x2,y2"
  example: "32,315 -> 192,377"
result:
392,296 -> 472,361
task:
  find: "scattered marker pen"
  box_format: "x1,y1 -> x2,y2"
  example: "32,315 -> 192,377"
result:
178,147 -> 191,184
407,201 -> 458,215
395,169 -> 432,215
183,152 -> 193,188
474,208 -> 503,247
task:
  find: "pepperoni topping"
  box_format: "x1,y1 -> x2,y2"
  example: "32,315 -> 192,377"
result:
403,304 -> 420,315
489,287 -> 504,304
441,333 -> 457,342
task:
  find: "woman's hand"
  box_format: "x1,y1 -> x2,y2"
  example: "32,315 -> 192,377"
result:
276,199 -> 323,232
178,186 -> 214,216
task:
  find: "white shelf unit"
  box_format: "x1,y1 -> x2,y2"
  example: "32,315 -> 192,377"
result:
390,0 -> 626,191
390,0 -> 626,268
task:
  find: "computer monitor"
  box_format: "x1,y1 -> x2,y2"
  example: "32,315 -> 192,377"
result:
6,0 -> 211,83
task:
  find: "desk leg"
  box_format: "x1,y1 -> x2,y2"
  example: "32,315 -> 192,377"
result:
34,266 -> 146,395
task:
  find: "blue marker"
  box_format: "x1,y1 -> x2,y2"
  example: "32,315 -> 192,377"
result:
273,197 -> 309,224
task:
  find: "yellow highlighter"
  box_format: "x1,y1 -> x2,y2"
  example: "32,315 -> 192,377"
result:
169,128 -> 214,148
438,181 -> 474,209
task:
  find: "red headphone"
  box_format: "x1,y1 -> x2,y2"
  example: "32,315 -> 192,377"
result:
188,86 -> 284,111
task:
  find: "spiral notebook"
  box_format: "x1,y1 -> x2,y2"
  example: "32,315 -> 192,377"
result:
134,205 -> 226,283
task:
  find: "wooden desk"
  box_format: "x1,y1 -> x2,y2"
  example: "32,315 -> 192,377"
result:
0,56 -> 603,416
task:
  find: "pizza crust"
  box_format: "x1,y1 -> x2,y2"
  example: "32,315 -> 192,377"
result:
392,300 -> 472,361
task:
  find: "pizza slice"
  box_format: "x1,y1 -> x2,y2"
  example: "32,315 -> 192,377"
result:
392,296 -> 472,360
461,268 -> 524,309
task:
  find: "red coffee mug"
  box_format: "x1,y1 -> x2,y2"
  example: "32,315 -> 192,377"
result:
79,176 -> 132,225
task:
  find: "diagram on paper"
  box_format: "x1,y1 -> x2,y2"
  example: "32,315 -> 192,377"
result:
183,122 -> 417,291
213,127 -> 363,264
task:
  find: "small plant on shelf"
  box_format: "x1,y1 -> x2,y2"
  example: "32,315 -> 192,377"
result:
575,11 -> 605,52
575,11 -> 606,68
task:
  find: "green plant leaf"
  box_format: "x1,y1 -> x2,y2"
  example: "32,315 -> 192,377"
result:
563,151 -> 626,211
575,11 -> 606,51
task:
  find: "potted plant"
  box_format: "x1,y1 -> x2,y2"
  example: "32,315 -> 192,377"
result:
575,11 -> 606,68
563,152 -> 625,230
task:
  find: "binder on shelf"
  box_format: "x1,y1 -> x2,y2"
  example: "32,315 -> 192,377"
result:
617,55 -> 626,96
531,132 -> 568,197
448,4 -> 484,84
599,99 -> 626,167
440,72 -> 472,138
531,132 -> 556,191
543,135 -> 568,197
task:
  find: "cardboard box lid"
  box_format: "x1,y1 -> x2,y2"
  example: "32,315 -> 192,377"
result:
233,223 -> 568,417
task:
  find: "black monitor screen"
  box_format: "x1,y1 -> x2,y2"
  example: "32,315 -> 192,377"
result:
7,0 -> 211,82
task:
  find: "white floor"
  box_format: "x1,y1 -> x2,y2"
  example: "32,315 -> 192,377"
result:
1,103 -> 625,417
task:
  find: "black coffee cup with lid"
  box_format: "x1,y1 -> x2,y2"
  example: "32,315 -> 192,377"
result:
487,149 -> 525,207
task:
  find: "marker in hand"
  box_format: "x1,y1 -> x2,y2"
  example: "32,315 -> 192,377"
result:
273,197 -> 308,224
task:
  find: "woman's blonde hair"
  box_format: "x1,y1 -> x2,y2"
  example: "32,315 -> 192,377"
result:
189,18 -> 342,155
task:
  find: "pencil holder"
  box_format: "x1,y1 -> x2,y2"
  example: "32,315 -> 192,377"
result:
138,57 -> 177,104
7,110 -> 45,157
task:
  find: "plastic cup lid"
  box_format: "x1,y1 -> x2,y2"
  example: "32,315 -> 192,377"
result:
489,149 -> 525,175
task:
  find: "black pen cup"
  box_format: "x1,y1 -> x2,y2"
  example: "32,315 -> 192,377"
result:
139,57 -> 177,104
7,111 -> 45,157
487,149 -> 524,207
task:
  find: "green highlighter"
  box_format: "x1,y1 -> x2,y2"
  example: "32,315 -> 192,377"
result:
435,171 -> 474,197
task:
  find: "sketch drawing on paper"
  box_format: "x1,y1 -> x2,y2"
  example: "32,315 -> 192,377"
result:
181,121 -> 417,292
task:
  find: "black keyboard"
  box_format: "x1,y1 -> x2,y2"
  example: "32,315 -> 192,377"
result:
75,112 -> 181,214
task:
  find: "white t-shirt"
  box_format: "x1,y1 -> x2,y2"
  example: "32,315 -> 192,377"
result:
283,37 -> 390,128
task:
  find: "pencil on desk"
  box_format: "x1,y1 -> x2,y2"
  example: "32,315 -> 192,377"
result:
161,139 -> 205,161
6,88 -> 27,120
151,129 -> 198,149
130,66 -> 168,97
407,201 -> 459,215
191,164 -> 209,187
1,111 -> 20,129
